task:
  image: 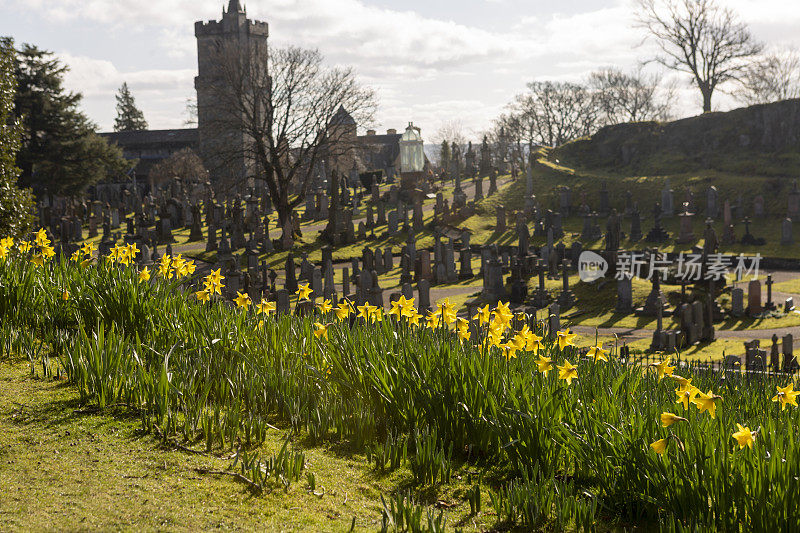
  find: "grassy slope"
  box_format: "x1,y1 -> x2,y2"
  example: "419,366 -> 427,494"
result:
0,357 -> 498,532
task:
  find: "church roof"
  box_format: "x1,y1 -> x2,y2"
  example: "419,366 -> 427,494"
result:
329,105 -> 356,127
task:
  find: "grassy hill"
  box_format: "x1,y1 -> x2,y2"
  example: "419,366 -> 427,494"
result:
554,98 -> 800,177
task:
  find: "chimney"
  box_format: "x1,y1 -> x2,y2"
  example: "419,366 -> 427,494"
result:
366,129 -> 376,136
387,129 -> 397,135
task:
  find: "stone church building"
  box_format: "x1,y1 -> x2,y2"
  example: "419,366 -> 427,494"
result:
101,0 -> 421,193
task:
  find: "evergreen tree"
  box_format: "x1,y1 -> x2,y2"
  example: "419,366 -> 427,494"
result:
0,38 -> 34,237
12,42 -> 131,197
114,82 -> 148,131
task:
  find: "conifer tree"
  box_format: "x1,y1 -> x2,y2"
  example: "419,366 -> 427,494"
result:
12,42 -> 130,196
114,82 -> 148,132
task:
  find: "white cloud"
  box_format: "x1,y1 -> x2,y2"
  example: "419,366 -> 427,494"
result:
58,53 -> 194,129
8,0 -> 800,136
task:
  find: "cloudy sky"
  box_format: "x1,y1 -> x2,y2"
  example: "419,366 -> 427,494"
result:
2,0 -> 800,140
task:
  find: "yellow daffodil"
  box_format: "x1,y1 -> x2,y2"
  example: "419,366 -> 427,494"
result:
456,318 -> 471,341
139,267 -> 151,282
388,299 -> 403,319
556,330 -> 577,351
772,383 -> 799,411
526,333 -> 544,354
0,236 -> 13,248
588,344 -> 609,363
557,360 -> 578,385
436,298 -> 457,325
650,438 -> 668,455
41,245 -> 55,259
18,241 -> 32,253
207,268 -> 223,286
357,303 -> 372,322
692,390 -> 722,419
257,299 -> 276,315
158,254 -> 172,276
127,243 -> 139,261
399,296 -> 416,317
670,374 -> 691,387
319,299 -> 333,314
675,383 -> 700,410
536,356 -> 553,375
296,283 -> 313,301
234,291 -> 251,309
30,253 -> 44,267
652,357 -> 676,381
407,311 -> 422,327
313,322 -> 329,340
426,311 -> 441,329
0,245 -> 7,260
660,412 -> 688,427
196,289 -> 211,303
474,304 -> 491,325
80,241 -> 96,256
34,228 -> 49,246
61,290 -> 69,301
500,341 -> 519,360
494,301 -> 513,327
335,302 -> 352,321
732,424 -> 756,450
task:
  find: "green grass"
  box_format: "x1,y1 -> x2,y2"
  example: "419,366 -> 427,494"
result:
0,357 -> 497,531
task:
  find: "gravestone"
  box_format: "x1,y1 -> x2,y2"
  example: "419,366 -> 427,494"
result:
783,334 -> 797,371
730,287 -> 744,317
661,181 -> 674,217
676,202 -> 695,244
753,195 -> 765,218
387,210 -> 399,235
747,280 -> 762,315
616,275 -> 633,313
496,205 -> 506,232
417,279 -> 431,313
781,218 -> 793,246
771,334 -> 781,369
706,186 -> 718,218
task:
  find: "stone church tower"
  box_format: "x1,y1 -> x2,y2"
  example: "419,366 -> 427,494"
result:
194,1 -> 269,195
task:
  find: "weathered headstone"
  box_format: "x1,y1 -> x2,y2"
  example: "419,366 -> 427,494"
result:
747,280 -> 762,315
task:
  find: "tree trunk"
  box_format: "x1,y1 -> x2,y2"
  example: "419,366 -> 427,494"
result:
701,85 -> 713,113
327,169 -> 340,239
276,191 -> 291,239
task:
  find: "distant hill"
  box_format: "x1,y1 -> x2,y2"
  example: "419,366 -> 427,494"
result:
554,99 -> 800,177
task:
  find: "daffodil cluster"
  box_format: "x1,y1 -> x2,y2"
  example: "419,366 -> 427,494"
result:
8,229 -> 57,266
196,268 -> 224,302
108,242 -> 140,266
648,357 -> 798,456
156,253 -> 196,279
71,241 -> 97,267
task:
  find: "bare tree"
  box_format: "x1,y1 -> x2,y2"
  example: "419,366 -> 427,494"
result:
735,49 -> 800,106
430,119 -> 467,167
636,0 -> 763,113
202,42 -> 377,232
512,81 -> 600,147
148,148 -> 206,188
589,67 -> 675,123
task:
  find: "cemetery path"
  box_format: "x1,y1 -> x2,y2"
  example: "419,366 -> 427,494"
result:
570,323 -> 800,340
